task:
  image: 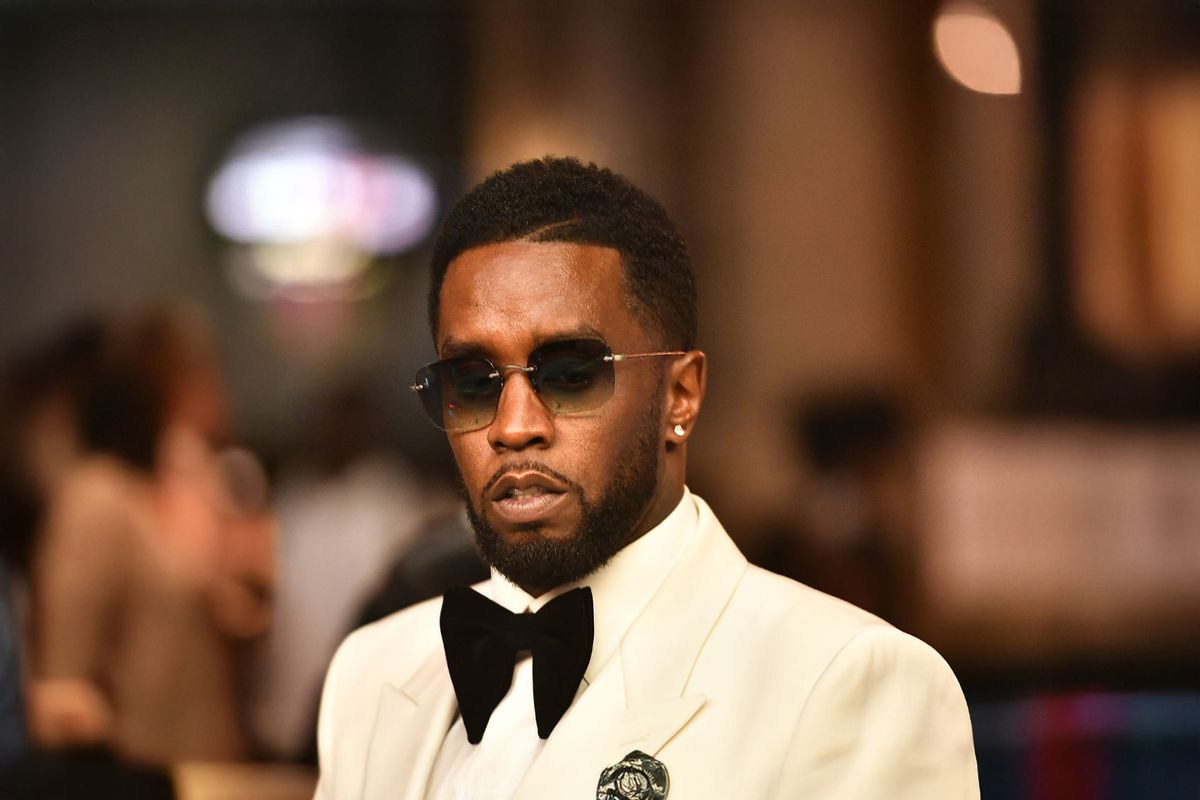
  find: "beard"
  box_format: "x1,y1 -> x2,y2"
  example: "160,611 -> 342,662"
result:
459,404 -> 662,593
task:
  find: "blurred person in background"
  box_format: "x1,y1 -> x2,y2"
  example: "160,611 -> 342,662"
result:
353,507 -> 488,631
753,389 -> 908,623
249,377 -> 445,762
27,304 -> 272,766
0,319 -> 109,767
0,317 -> 180,799
0,320 -> 108,576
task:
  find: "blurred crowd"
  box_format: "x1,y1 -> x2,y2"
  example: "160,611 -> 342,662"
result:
0,303 -> 482,798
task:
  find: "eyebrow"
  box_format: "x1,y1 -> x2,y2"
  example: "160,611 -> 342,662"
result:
439,325 -> 607,359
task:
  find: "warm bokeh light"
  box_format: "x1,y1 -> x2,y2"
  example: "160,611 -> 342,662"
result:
933,3 -> 1022,95
205,117 -> 437,300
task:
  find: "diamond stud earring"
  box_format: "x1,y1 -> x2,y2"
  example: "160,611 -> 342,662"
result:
673,424 -> 686,437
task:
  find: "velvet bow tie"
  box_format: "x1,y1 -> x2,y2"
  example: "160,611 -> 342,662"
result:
440,586 -> 594,744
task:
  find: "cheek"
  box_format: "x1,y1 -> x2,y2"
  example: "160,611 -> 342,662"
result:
576,397 -> 660,483
449,436 -> 493,500
565,422 -> 611,488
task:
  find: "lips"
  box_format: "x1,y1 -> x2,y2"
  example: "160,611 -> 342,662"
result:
487,470 -> 570,526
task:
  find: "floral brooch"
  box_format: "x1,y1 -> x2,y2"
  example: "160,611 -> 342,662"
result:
596,750 -> 669,800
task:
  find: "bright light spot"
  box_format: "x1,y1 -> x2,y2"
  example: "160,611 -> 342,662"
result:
933,3 -> 1022,96
205,117 -> 437,300
225,241 -> 380,304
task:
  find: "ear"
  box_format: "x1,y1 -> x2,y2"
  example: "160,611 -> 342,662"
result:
664,350 -> 706,442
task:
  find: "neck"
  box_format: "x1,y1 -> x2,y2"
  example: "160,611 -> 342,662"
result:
622,480 -> 684,551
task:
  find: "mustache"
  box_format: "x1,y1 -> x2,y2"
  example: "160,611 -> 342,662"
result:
481,461 -> 583,499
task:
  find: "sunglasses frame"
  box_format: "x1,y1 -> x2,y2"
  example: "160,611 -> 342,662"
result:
410,338 -> 686,433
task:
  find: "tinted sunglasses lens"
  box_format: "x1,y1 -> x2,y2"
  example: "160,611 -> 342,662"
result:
530,339 -> 615,413
416,358 -> 499,432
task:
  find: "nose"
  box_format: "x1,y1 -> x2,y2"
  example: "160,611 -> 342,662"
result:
486,369 -> 554,451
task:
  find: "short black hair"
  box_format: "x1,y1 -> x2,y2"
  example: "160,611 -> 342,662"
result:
429,157 -> 697,349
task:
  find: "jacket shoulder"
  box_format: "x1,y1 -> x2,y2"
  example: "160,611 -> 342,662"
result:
736,564 -> 890,637
741,569 -> 979,798
711,565 -> 949,692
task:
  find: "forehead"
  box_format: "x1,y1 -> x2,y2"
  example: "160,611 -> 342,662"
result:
437,240 -> 641,354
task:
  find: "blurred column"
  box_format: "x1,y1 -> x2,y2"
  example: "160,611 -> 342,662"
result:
465,0 -> 688,205
927,0 -> 1041,410
1073,63 -> 1200,357
686,0 -> 933,530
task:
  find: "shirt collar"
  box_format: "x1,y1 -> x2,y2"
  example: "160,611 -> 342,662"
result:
486,487 -> 699,683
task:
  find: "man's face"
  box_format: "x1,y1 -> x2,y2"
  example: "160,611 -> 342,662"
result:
436,240 -> 668,593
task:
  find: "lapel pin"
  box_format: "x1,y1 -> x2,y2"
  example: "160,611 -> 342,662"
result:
596,749 -> 669,800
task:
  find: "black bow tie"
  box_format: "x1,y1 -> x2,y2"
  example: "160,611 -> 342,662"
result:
440,586 -> 594,744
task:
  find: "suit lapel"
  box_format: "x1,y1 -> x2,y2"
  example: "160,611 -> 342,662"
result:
619,497 -> 746,714
514,496 -> 747,798
362,647 -> 457,800
616,693 -> 707,755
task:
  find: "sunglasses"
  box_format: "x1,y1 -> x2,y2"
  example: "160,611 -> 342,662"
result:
411,338 -> 685,433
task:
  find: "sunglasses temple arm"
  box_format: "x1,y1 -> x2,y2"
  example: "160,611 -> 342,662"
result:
608,350 -> 688,362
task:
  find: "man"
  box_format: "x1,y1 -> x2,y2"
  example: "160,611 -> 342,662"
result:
314,157 -> 979,799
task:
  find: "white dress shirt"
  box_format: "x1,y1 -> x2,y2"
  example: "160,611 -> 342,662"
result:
425,489 -> 699,800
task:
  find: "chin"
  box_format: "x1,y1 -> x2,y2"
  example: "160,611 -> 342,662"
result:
469,504 -> 622,592
495,524 -> 558,547
504,520 -> 580,544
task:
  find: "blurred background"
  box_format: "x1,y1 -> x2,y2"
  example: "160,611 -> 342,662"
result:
1,0 -> 1198,798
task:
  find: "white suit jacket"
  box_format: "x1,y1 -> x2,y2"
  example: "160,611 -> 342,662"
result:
314,496 -> 979,799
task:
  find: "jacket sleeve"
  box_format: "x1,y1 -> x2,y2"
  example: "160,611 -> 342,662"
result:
771,625 -> 980,799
